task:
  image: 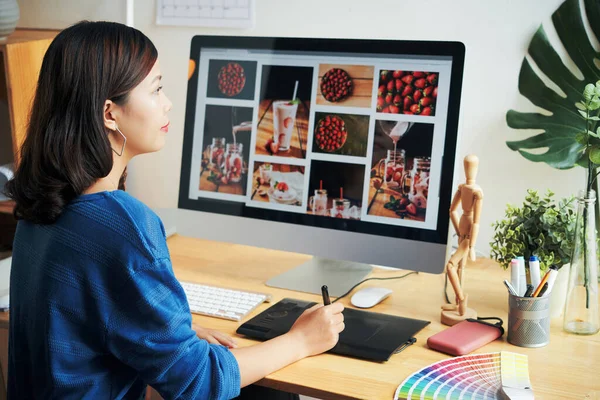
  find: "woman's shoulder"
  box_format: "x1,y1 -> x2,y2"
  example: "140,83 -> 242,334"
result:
67,190 -> 169,262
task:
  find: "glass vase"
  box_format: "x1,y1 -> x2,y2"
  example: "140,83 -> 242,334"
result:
595,177 -> 600,283
563,189 -> 599,335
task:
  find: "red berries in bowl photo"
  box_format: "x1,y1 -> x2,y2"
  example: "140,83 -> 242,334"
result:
218,62 -> 246,97
320,68 -> 353,103
377,70 -> 438,116
314,115 -> 347,152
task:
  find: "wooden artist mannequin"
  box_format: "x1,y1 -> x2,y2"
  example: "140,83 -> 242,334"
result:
441,154 -> 483,326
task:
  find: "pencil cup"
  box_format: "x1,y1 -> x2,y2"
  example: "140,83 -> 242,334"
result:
507,293 -> 550,348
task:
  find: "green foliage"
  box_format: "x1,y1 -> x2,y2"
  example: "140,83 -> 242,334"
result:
490,189 -> 576,272
503,0 -> 600,275
577,81 -> 600,190
505,0 -> 600,169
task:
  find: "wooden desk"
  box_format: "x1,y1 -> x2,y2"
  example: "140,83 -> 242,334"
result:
1,235 -> 599,399
166,235 -> 600,399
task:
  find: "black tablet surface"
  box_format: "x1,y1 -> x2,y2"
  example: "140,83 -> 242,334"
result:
236,298 -> 430,362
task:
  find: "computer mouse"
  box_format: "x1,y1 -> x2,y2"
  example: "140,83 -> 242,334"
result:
350,287 -> 393,308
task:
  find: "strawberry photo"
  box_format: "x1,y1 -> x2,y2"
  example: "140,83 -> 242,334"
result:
199,105 -> 253,197
312,112 -> 369,157
206,59 -> 257,101
376,69 -> 439,116
255,65 -> 313,159
307,160 -> 365,220
250,162 -> 306,207
366,121 -> 434,222
316,64 -> 374,108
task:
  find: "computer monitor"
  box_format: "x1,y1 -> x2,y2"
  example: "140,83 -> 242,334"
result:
174,35 -> 465,297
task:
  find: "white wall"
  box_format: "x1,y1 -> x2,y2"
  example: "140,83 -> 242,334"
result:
18,0 -> 585,256
16,0 -> 127,27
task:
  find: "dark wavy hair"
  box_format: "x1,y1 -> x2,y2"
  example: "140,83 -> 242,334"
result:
4,20 -> 157,224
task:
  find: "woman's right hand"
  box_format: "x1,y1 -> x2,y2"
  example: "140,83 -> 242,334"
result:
288,302 -> 345,357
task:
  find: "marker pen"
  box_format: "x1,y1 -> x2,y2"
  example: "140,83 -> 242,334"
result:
542,266 -> 559,297
529,255 -> 541,289
510,259 -> 521,296
517,256 -> 527,296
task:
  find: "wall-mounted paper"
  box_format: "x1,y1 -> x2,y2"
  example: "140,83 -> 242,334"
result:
156,0 -> 255,29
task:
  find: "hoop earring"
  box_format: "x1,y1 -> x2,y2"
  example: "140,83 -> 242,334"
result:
112,126 -> 127,157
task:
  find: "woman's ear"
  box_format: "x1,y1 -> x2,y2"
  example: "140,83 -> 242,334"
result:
104,100 -> 118,131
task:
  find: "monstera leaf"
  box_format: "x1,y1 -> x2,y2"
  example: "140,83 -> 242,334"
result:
506,0 -> 600,169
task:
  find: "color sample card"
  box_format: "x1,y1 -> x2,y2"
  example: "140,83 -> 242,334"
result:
394,352 -> 533,400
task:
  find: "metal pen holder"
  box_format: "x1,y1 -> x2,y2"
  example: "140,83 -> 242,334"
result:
507,293 -> 550,348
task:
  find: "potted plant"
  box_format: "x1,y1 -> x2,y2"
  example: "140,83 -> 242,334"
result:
505,0 -> 600,332
490,189 -> 576,317
505,0 -> 600,275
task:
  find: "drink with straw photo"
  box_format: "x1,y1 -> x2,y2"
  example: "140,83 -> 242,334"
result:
272,80 -> 299,152
309,180 -> 328,215
256,65 -> 313,159
307,160 -> 365,220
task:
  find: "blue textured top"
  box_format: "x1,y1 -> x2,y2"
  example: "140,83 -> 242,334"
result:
7,190 -> 241,399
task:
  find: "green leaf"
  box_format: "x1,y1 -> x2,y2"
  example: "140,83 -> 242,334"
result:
590,146 -> 600,164
577,148 -> 591,168
290,98 -> 300,105
576,102 -> 587,110
579,110 -> 588,118
590,99 -> 600,110
589,116 -> 600,121
506,0 -> 600,170
584,84 -> 596,101
490,188 -> 577,271
588,129 -> 600,138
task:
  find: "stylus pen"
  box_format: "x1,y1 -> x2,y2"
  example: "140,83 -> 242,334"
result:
321,285 -> 331,305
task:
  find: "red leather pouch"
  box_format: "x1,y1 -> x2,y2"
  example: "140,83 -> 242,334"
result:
427,318 -> 504,356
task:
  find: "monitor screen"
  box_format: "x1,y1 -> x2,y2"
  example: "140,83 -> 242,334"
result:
178,36 -> 464,251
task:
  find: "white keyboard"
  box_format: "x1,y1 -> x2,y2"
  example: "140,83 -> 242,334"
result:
180,281 -> 271,321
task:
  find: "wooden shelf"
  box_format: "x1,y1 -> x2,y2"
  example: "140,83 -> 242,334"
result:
0,201 -> 14,215
0,28 -> 58,45
0,28 -> 59,167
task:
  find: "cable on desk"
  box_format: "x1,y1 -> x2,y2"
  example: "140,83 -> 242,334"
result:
331,271 -> 418,303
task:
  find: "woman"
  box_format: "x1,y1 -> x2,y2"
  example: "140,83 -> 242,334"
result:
5,21 -> 344,399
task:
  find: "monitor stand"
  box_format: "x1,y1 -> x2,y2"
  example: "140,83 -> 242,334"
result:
265,257 -> 373,297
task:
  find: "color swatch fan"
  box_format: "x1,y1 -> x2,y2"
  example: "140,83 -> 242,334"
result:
394,351 -> 534,400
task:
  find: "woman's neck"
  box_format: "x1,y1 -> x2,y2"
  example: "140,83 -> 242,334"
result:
83,153 -> 129,194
